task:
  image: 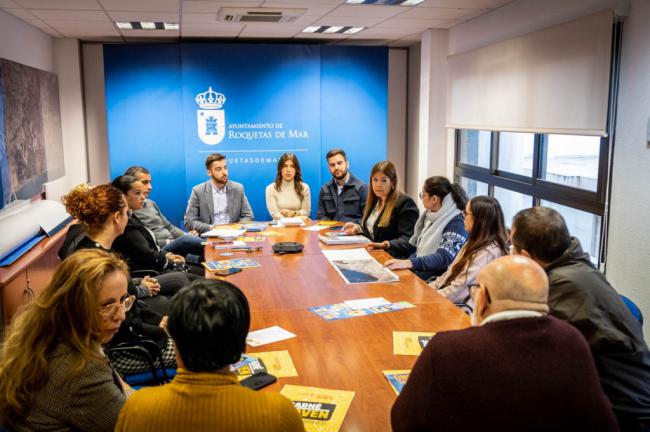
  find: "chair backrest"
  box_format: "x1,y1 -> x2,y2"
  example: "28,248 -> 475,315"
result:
620,294 -> 644,326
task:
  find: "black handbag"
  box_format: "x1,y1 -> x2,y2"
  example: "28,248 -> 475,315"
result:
272,242 -> 304,255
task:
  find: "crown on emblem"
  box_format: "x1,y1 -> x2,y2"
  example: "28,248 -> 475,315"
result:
195,86 -> 226,109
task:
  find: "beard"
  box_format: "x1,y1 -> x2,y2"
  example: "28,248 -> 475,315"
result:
333,169 -> 348,181
211,174 -> 228,185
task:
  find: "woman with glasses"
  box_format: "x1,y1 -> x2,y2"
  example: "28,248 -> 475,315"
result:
0,249 -> 132,431
384,176 -> 468,280
60,183 -> 179,375
431,195 -> 509,305
265,152 -> 311,220
343,161 -> 418,258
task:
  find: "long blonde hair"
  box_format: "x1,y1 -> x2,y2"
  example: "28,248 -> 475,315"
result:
363,161 -> 399,228
0,249 -> 129,427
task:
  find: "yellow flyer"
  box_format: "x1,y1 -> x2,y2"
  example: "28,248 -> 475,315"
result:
234,350 -> 298,380
382,370 -> 411,395
392,331 -> 435,355
280,385 -> 355,432
259,230 -> 284,237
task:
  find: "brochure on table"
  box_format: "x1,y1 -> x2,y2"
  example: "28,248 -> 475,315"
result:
246,326 -> 296,347
231,350 -> 298,380
392,331 -> 436,355
309,300 -> 415,321
203,258 -> 260,271
383,370 -> 411,395
281,385 -> 355,432
201,228 -> 247,239
321,248 -> 399,284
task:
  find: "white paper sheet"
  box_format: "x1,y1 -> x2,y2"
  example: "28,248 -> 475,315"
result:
279,217 -> 306,227
343,297 -> 391,309
246,326 -> 296,347
201,228 -> 246,239
321,248 -> 373,261
303,225 -> 328,231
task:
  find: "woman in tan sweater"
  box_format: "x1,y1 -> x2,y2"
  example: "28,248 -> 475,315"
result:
265,153 -> 311,220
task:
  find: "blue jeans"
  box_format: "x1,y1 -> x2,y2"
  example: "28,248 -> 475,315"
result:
161,233 -> 204,261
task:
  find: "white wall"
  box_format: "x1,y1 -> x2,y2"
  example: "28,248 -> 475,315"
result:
54,39 -> 87,190
607,0 -> 650,336
0,9 -> 53,73
406,43 -> 421,198
388,48 -> 408,189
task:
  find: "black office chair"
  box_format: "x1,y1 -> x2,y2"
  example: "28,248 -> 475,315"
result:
105,339 -> 173,387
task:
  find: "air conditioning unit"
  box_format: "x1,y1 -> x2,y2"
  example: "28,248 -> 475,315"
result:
217,8 -> 307,24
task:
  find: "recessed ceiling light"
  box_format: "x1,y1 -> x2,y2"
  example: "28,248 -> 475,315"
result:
114,21 -> 179,31
115,21 -> 132,30
344,27 -> 364,34
302,25 -> 366,34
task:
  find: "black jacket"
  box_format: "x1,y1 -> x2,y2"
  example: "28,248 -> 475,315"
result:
58,224 -> 168,350
316,173 -> 368,223
361,192 -> 419,259
546,237 -> 650,424
113,214 -> 168,273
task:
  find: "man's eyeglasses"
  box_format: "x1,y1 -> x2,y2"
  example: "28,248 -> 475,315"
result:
469,283 -> 491,304
98,294 -> 135,321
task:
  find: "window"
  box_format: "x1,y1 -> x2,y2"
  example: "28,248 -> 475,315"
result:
454,130 -> 609,263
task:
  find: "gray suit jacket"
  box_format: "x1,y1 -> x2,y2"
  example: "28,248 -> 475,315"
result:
184,180 -> 254,233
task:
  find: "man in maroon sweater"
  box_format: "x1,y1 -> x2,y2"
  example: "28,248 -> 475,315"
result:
391,255 -> 618,432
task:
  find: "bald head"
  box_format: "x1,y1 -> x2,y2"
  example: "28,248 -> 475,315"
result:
474,255 -> 549,320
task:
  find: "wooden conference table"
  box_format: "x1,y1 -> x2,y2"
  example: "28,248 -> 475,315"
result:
205,222 -> 470,431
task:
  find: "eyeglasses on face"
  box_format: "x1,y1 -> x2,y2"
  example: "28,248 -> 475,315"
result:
98,294 -> 135,321
461,209 -> 473,218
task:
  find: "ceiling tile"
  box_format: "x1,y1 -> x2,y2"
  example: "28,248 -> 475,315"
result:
260,2 -> 338,15
46,19 -> 115,30
376,17 -> 446,29
324,4 -> 407,19
29,9 -> 108,20
181,29 -> 238,37
108,11 -> 179,21
121,29 -> 179,37
0,0 -> 21,7
239,23 -> 303,37
99,0 -> 179,12
349,26 -> 421,38
418,0 -> 512,8
311,15 -> 383,27
389,38 -> 419,47
22,18 -> 63,36
397,6 -> 484,20
181,21 -> 244,32
295,31 -> 349,39
2,7 -> 37,19
13,0 -> 102,9
182,12 -> 217,23
59,27 -> 120,36
182,1 -> 262,13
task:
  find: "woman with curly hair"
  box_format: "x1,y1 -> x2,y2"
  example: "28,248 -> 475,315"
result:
265,152 -> 311,219
0,249 -> 132,431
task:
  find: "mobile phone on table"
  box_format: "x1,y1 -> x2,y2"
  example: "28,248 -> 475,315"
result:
240,372 -> 277,390
329,225 -> 344,231
214,267 -> 242,276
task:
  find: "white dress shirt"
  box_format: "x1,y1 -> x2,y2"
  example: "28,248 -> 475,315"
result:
211,182 -> 230,225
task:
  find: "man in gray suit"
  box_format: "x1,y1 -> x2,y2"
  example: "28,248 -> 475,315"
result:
184,153 -> 254,234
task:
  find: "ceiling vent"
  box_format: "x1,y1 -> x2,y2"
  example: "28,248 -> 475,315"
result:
218,8 -> 307,23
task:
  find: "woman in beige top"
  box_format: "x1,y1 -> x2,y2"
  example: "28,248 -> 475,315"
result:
265,153 -> 311,220
431,196 -> 509,305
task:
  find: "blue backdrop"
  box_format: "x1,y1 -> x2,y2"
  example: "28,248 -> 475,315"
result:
104,43 -> 387,225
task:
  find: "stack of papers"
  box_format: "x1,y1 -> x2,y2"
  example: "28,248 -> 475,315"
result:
210,240 -> 247,250
243,222 -> 268,232
201,228 -> 247,239
279,217 -> 306,227
318,234 -> 370,245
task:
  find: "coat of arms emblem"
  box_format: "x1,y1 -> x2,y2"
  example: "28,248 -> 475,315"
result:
196,86 -> 226,145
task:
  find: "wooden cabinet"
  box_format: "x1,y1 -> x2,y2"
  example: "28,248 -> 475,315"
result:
0,226 -> 68,335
